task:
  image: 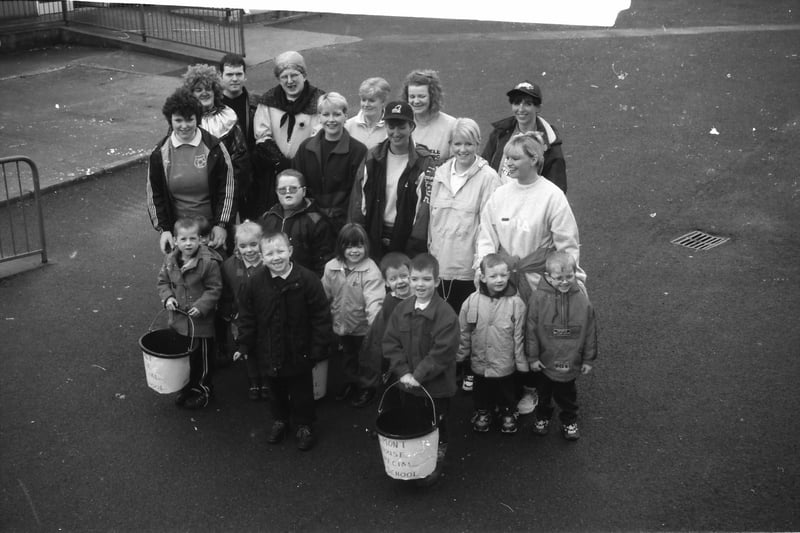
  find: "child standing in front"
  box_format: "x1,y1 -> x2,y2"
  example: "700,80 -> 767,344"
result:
322,223 -> 385,405
382,253 -> 460,486
157,217 -> 222,409
527,251 -> 598,441
352,251 -> 414,407
456,253 -> 527,434
219,221 -> 265,400
236,230 -> 331,451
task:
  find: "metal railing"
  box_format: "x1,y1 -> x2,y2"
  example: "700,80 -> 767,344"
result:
0,157 -> 48,266
66,2 -> 245,56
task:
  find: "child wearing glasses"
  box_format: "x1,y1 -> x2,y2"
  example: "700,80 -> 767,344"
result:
292,92 -> 368,233
526,251 -> 598,441
259,169 -> 336,277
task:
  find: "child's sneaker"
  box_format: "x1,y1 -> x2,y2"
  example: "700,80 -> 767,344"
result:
183,391 -> 209,410
461,374 -> 474,392
296,425 -> 316,451
561,422 -> 580,441
516,386 -> 538,415
500,414 -> 518,434
532,418 -> 550,436
472,410 -> 491,432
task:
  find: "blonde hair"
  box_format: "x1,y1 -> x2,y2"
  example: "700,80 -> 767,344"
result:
235,220 -> 263,243
358,77 -> 391,102
504,131 -> 546,173
318,92 -> 348,114
448,117 -> 481,146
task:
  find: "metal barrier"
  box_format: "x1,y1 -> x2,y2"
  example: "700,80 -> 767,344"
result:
0,157 -> 48,266
65,2 -> 245,56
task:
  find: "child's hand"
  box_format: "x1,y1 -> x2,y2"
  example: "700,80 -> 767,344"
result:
233,351 -> 247,362
531,361 -> 545,372
187,307 -> 201,318
581,364 -> 592,375
164,297 -> 178,311
399,373 -> 421,388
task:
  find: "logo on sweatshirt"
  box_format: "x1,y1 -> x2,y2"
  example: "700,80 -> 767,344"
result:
194,154 -> 208,168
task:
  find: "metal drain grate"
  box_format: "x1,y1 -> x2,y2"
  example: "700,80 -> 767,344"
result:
671,230 -> 729,250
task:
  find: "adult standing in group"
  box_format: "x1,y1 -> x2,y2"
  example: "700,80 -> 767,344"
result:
219,53 -> 260,219
482,81 -> 568,194
292,92 -> 367,233
402,69 -> 456,164
147,87 -> 235,254
182,64 -> 251,231
252,51 -> 325,217
349,101 -> 437,260
344,77 -> 391,150
475,131 -> 583,415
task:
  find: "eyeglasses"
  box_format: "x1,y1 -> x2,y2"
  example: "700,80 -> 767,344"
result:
277,186 -> 303,194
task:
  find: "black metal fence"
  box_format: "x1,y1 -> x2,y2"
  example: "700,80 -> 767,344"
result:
0,157 -> 48,267
0,2 -> 245,56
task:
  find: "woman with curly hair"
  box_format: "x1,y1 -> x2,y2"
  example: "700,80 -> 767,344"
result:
401,69 -> 456,164
182,64 -> 251,224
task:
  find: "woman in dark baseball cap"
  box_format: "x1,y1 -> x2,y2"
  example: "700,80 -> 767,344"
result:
482,81 -> 568,194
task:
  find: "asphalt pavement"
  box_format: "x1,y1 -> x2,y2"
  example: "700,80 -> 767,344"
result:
1,2 -> 800,532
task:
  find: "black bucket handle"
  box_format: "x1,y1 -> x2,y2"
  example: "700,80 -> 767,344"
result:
377,380 -> 437,428
146,308 -> 195,353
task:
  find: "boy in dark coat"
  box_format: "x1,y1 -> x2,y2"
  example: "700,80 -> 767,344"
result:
236,230 -> 332,451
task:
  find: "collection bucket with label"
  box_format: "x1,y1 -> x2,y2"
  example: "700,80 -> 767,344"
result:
375,382 -> 439,480
139,309 -> 194,394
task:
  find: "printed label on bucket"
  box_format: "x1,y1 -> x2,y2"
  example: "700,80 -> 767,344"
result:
378,429 -> 439,479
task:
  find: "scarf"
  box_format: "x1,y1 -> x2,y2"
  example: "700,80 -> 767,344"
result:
259,81 -> 321,143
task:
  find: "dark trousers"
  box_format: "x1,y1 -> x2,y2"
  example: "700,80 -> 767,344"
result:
398,391 -> 451,445
473,374 -> 516,414
338,334 -> 364,386
266,370 -> 316,427
185,336 -> 214,397
533,372 -> 578,425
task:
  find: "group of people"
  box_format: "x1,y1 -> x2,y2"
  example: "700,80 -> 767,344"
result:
146,49 -> 597,485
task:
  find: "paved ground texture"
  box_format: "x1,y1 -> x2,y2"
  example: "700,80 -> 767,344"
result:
1,1 -> 799,531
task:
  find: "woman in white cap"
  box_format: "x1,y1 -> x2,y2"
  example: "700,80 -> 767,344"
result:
482,81 -> 567,194
401,69 -> 456,165
251,50 -> 325,215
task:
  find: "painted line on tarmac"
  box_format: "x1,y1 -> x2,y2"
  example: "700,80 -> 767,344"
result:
370,24 -> 800,43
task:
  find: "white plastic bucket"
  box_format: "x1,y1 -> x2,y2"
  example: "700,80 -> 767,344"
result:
139,309 -> 193,394
375,382 -> 439,480
312,359 -> 328,400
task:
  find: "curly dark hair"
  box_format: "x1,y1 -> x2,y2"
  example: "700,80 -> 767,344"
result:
401,69 -> 444,115
161,87 -> 203,125
182,63 -> 224,111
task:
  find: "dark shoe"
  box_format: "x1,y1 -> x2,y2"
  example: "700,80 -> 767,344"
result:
259,384 -> 270,400
267,421 -> 288,444
472,410 -> 491,433
183,391 -> 209,409
174,387 -> 191,406
561,422 -> 580,441
296,425 -> 316,451
532,418 -> 550,436
500,414 -> 518,434
335,383 -> 355,401
350,387 -> 376,408
247,385 -> 260,401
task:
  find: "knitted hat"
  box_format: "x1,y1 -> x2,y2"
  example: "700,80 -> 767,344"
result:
273,51 -> 307,78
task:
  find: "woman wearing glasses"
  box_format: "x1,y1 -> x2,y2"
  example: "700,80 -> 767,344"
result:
258,169 -> 336,277
292,92 -> 368,233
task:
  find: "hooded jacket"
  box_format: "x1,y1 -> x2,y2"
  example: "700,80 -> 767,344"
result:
456,281 -> 527,378
526,276 -> 598,382
349,138 -> 436,258
428,156 -> 504,280
482,115 -> 567,194
322,256 -> 385,336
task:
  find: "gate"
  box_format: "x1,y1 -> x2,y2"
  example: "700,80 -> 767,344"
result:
1,157 -> 48,267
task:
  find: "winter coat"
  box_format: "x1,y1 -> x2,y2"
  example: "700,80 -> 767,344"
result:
322,257 -> 385,336
349,138 -> 436,259
526,276 -> 598,382
202,105 -> 252,205
237,263 -> 332,378
482,115 -> 567,194
156,245 -> 222,338
428,156 -> 503,281
146,128 -> 236,233
259,198 -> 336,277
382,293 -> 460,398
456,282 -> 527,378
218,255 -> 262,323
253,83 -> 325,163
292,128 -> 368,232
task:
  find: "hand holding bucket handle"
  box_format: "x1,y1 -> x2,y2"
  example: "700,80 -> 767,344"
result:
377,380 -> 437,430
147,307 -> 196,352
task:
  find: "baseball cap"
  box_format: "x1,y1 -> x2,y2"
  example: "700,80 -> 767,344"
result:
383,101 -> 414,123
506,81 -> 542,104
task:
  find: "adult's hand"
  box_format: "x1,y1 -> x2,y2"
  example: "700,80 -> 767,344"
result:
210,225 -> 227,249
159,231 -> 173,254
